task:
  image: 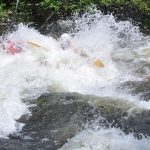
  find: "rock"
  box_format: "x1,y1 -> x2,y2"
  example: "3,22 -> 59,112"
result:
0,93 -> 98,150
120,80 -> 150,101
1,92 -> 150,149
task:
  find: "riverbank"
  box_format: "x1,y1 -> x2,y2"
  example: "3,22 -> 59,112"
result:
0,0 -> 149,35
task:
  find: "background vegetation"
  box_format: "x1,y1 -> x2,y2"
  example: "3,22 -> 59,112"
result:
0,0 -> 149,34
39,0 -> 150,13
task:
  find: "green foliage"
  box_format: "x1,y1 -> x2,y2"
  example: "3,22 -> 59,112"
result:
39,0 -> 150,14
1,0 -> 149,18
0,0 -> 32,22
10,1 -> 32,22
0,0 -> 149,34
39,0 -> 98,13
132,0 -> 150,13
0,2 -> 7,19
40,0 -> 59,10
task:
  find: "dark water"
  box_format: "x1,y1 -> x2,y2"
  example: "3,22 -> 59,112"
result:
1,92 -> 150,149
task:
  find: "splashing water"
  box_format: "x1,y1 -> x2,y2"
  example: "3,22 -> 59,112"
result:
0,9 -> 150,149
59,126 -> 150,150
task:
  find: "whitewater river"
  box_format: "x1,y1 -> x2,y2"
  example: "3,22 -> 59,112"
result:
0,10 -> 150,149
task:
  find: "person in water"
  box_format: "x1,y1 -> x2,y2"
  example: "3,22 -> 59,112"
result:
59,33 -> 88,57
0,39 -> 22,55
59,33 -> 104,68
6,41 -> 22,54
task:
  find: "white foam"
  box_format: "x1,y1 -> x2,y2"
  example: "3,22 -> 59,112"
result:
0,9 -> 149,138
0,87 -> 27,138
59,127 -> 150,150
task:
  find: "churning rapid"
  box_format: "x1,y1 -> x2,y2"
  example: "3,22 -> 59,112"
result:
0,9 -> 150,149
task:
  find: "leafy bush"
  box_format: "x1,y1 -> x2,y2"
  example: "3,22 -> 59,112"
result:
39,0 -> 150,13
0,2 -> 7,18
10,1 -> 32,22
0,0 -> 149,34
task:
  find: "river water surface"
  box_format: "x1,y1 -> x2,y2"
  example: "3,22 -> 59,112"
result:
0,10 -> 150,149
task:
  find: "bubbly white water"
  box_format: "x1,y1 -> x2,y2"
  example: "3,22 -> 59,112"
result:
59,127 -> 150,150
0,9 -> 150,149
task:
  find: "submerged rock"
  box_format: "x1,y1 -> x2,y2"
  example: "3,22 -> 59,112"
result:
120,80 -> 150,101
0,92 -> 150,149
0,93 -> 98,150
